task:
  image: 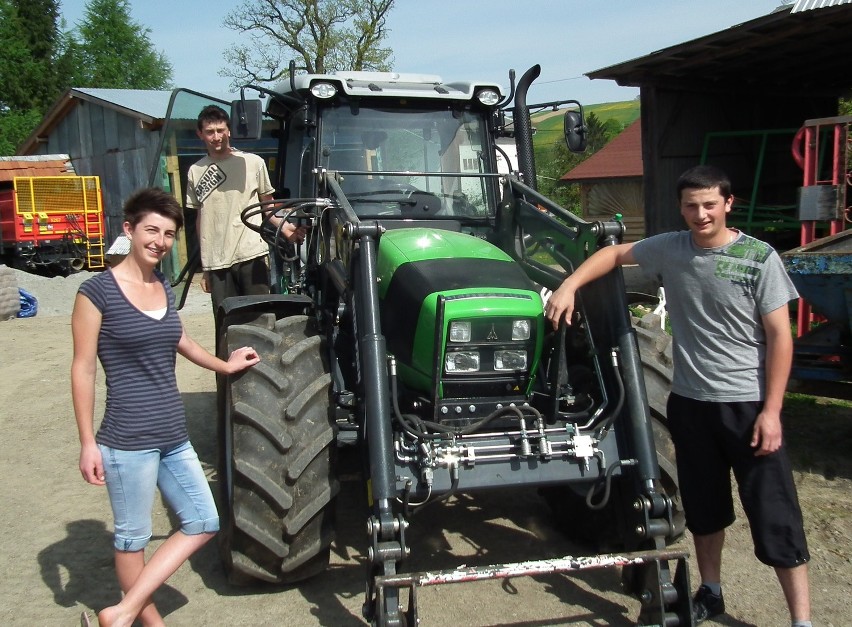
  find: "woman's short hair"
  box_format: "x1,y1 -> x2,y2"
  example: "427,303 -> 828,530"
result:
123,188 -> 184,230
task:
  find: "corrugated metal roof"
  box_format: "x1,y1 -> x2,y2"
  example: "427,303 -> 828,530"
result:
71,88 -> 242,120
792,0 -> 852,12
72,88 -> 174,121
17,87 -> 242,156
16,89 -> 172,155
0,154 -> 75,181
561,120 -> 642,182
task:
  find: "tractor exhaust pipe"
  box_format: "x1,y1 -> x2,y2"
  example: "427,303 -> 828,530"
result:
513,65 -> 540,191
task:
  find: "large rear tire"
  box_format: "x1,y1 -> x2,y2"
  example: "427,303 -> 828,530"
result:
218,314 -> 338,584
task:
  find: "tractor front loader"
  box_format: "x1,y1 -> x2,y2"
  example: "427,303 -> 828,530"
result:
161,63 -> 693,626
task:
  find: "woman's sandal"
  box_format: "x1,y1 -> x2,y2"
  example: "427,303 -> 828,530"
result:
80,611 -> 92,626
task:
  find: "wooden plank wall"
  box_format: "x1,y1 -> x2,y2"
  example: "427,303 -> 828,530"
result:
582,179 -> 646,243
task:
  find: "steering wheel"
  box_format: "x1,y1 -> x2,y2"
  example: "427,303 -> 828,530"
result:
240,198 -> 312,258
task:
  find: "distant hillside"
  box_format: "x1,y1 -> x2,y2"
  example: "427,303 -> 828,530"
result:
584,100 -> 641,127
529,99 -> 640,166
531,100 -> 640,145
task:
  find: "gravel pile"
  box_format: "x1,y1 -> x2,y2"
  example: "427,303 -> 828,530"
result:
9,268 -> 212,318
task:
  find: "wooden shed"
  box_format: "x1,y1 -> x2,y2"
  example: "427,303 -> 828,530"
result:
587,2 -> 852,250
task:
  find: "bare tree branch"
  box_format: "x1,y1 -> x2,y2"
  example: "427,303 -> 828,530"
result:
219,0 -> 395,89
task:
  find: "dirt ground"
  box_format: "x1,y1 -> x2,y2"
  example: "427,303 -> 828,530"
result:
1,275 -> 850,626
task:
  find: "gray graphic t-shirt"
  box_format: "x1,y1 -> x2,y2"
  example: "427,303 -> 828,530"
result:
632,230 -> 798,402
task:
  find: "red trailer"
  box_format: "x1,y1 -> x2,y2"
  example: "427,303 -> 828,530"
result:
0,176 -> 105,275
790,115 -> 850,335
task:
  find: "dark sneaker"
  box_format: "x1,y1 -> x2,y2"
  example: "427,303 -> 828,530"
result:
693,585 -> 725,624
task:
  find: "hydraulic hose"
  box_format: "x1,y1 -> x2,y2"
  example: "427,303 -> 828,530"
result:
586,458 -> 638,511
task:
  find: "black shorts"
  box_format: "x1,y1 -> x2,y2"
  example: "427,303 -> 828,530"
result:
667,393 -> 810,568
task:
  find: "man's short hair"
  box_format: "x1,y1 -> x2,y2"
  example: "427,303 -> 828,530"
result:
676,165 -> 732,201
197,104 -> 230,131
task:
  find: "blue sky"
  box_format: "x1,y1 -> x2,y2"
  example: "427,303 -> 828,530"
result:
59,0 -> 789,105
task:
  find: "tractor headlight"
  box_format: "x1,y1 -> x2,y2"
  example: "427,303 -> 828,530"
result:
494,349 -> 527,371
476,89 -> 501,106
311,82 -> 338,99
511,319 -> 531,340
445,351 -> 480,373
449,321 -> 471,342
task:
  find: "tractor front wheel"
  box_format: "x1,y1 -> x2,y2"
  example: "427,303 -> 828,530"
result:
218,314 -> 338,584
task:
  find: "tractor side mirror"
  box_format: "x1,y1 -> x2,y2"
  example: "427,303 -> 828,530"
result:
564,109 -> 587,153
231,98 -> 263,140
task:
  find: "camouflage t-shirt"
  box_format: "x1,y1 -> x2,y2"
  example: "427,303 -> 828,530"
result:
632,230 -> 797,402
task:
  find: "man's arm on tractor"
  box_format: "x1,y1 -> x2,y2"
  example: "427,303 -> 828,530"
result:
545,243 -> 637,329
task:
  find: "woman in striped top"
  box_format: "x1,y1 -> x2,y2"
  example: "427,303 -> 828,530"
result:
72,188 -> 260,627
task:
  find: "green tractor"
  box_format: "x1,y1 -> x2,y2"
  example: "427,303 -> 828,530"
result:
162,64 -> 691,625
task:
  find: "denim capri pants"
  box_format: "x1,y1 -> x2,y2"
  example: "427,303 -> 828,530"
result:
99,441 -> 220,552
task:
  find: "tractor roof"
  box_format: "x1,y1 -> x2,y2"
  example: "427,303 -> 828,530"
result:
275,71 -> 503,102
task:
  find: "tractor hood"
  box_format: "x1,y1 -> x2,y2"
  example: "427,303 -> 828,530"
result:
377,229 -> 514,296
378,228 -> 544,395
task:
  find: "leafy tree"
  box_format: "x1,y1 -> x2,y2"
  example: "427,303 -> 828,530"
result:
583,112 -> 622,154
11,0 -> 61,107
75,0 -> 172,89
0,0 -> 82,152
537,135 -> 582,211
221,0 -> 395,88
0,0 -> 72,111
0,109 -> 43,155
0,0 -> 31,112
0,0 -> 172,154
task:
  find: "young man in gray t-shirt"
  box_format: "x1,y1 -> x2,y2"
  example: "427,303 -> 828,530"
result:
545,165 -> 811,627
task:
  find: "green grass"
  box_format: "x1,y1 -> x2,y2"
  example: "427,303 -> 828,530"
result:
530,100 -> 640,166
530,112 -> 570,149
585,100 -> 641,127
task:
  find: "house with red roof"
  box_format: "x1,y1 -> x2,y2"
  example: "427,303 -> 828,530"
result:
560,120 -> 645,242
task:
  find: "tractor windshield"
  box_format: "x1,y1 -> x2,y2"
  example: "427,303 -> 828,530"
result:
319,106 -> 495,219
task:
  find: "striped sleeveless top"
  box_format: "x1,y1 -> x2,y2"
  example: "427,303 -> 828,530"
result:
78,269 -> 188,450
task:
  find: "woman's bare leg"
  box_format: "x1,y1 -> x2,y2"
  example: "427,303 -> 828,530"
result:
98,531 -> 214,627
113,549 -> 164,626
